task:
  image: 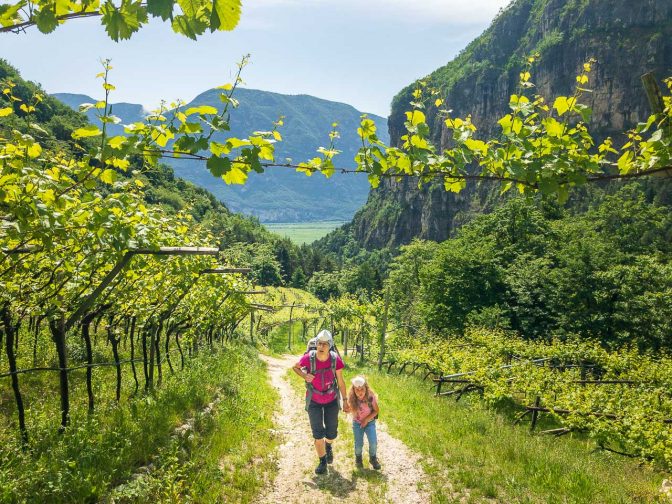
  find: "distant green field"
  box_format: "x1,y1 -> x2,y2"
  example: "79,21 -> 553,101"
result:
264,221 -> 346,244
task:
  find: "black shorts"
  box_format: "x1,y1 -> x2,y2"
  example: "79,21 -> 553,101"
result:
307,399 -> 339,440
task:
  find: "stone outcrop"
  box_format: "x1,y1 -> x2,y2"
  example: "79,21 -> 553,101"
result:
352,0 -> 672,249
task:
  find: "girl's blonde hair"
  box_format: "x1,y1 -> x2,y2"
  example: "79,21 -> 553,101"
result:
348,378 -> 376,411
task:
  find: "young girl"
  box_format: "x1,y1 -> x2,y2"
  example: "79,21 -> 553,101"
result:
348,375 -> 381,470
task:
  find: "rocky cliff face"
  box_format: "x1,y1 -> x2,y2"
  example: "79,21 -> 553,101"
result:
352,0 -> 672,249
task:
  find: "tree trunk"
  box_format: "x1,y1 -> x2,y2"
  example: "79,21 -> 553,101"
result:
377,288 -> 390,371
148,323 -> 158,390
2,308 -> 28,443
176,332 -> 184,370
250,312 -> 256,343
81,315 -> 96,413
155,321 -> 163,387
142,323 -> 150,391
165,324 -> 174,375
32,315 -> 44,367
49,315 -> 69,431
129,316 -> 138,394
107,319 -> 122,401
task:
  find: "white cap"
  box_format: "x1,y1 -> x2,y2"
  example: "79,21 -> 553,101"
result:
351,376 -> 366,387
316,329 -> 332,343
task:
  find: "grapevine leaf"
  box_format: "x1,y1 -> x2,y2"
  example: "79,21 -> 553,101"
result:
100,169 -> 117,184
100,0 -> 147,41
0,2 -> 25,27
35,5 -> 58,34
206,155 -> 231,177
209,0 -> 240,31
222,165 -> 247,184
72,125 -> 102,139
27,143 -> 42,158
553,96 -> 570,116
405,110 -> 426,126
184,105 -> 218,116
147,0 -> 173,20
172,14 -> 207,40
176,0 -> 203,17
108,136 -> 126,149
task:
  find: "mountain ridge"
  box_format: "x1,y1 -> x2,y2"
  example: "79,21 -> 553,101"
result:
54,88 -> 389,223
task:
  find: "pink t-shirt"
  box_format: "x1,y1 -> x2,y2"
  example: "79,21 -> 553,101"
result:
353,393 -> 378,424
298,352 -> 344,404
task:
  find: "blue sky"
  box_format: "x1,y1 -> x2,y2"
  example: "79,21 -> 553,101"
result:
1,0 -> 511,117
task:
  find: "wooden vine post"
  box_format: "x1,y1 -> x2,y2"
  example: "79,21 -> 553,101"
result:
377,287 -> 390,371
530,396 -> 541,432
249,311 -> 254,343
288,302 -> 295,351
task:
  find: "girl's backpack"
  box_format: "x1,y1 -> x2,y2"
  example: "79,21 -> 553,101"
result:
362,393 -> 379,421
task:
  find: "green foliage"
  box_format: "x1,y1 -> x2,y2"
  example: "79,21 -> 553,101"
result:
385,328 -> 672,470
347,361 -> 661,502
0,0 -> 242,41
420,237 -> 503,333
382,189 -> 672,350
307,270 -> 342,302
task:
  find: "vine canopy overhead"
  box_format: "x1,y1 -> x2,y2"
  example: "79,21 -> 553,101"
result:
0,0 -> 242,40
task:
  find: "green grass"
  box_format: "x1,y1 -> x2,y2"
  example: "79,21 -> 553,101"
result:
343,359 -> 663,503
261,321 -> 311,355
264,221 -> 346,245
109,346 -> 279,503
0,344 -> 278,503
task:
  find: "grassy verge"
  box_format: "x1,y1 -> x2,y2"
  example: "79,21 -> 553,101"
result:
344,359 -> 663,503
0,345 -> 277,503
108,345 -> 278,503
261,321 -> 309,356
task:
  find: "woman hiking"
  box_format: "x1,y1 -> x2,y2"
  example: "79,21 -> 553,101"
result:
292,329 -> 349,475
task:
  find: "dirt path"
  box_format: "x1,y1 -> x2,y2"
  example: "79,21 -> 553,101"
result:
258,354 -> 430,504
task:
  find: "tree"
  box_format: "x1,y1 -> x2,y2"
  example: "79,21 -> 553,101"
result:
419,238 -> 503,333
307,271 -> 341,302
290,268 -> 307,289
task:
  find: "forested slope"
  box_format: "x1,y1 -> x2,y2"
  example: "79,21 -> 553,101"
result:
342,0 -> 672,249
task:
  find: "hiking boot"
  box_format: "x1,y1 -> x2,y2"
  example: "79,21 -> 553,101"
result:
355,455 -> 363,469
370,456 -> 381,470
325,442 -> 334,464
315,456 -> 328,475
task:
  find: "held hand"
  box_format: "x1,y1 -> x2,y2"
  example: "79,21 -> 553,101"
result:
304,373 -> 315,383
343,402 -> 351,413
